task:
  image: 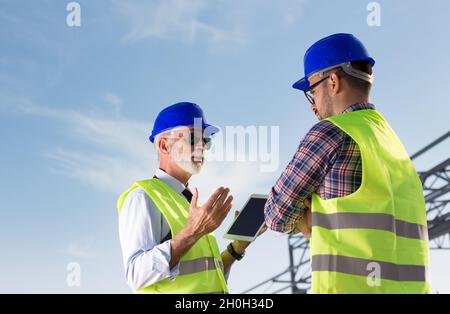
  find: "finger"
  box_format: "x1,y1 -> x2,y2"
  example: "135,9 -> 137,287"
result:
190,187 -> 199,207
213,198 -> 233,228
234,210 -> 240,219
221,200 -> 233,220
256,224 -> 267,236
204,187 -> 224,209
220,195 -> 233,213
294,219 -> 303,233
215,195 -> 233,222
298,221 -> 307,234
304,198 -> 311,209
219,195 -> 233,219
212,187 -> 230,210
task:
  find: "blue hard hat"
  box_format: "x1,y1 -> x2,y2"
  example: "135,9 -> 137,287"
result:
293,33 -> 375,91
149,102 -> 220,143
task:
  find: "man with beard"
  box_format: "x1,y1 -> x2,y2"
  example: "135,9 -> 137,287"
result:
118,102 -> 254,294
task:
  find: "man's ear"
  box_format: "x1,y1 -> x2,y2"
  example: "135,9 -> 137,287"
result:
328,72 -> 341,96
158,138 -> 171,156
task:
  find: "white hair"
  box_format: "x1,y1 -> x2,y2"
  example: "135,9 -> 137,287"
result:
154,126 -> 191,160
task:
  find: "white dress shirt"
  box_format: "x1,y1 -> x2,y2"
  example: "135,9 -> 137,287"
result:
119,169 -> 230,291
118,168 -> 187,291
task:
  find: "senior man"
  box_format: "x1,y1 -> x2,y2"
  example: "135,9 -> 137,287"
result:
118,102 -> 255,294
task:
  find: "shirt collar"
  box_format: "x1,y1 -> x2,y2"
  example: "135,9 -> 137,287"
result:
154,168 -> 187,194
341,102 -> 375,114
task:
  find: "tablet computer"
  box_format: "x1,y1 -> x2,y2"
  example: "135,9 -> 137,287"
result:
223,194 -> 268,242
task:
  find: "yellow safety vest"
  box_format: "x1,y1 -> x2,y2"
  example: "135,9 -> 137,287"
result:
310,109 -> 430,294
117,178 -> 228,294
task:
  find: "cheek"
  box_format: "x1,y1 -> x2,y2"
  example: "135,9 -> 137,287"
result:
315,90 -> 327,109
178,142 -> 191,156
176,143 -> 184,156
314,95 -> 322,110
170,142 -> 182,156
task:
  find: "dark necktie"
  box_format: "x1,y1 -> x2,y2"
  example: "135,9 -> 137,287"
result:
182,188 -> 193,203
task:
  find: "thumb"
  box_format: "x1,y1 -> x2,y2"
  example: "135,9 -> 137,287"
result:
234,210 -> 240,219
191,188 -> 198,207
304,198 -> 311,209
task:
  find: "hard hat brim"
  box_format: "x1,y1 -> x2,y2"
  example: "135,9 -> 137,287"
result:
292,77 -> 310,91
149,123 -> 220,143
292,56 -> 375,92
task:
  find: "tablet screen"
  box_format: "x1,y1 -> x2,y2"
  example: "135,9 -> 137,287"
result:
227,196 -> 267,237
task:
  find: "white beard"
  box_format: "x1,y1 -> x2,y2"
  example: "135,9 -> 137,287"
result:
172,147 -> 204,175
174,158 -> 203,175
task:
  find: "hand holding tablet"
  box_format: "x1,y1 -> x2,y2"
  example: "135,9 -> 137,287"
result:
223,194 -> 268,242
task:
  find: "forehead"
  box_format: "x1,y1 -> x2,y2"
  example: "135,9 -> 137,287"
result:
308,71 -> 325,86
171,126 -> 201,135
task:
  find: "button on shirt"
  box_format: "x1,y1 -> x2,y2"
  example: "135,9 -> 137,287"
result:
118,169 -> 188,291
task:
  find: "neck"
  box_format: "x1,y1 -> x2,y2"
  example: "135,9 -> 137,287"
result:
159,162 -> 191,187
332,93 -> 369,115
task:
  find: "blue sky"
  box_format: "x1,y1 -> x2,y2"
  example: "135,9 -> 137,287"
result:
0,0 -> 449,293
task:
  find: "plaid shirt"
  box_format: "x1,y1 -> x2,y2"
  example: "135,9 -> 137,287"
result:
264,102 -> 376,233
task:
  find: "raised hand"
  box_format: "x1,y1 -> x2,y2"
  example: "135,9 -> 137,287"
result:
186,187 -> 233,237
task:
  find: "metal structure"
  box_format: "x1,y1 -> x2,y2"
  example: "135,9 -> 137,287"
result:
242,131 -> 450,294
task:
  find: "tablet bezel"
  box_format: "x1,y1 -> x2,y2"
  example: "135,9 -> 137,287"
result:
223,194 -> 267,242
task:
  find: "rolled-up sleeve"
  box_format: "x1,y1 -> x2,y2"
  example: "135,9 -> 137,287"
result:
118,188 -> 180,291
264,120 -> 343,233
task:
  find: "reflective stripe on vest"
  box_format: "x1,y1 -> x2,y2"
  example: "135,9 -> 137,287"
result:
117,178 -> 228,294
310,109 -> 430,294
312,255 -> 428,282
178,257 -> 224,276
312,212 -> 428,241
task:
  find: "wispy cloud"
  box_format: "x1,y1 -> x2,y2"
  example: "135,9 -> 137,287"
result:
2,96 -> 153,194
65,241 -> 96,259
114,0 -> 247,46
101,92 -> 123,116
112,0 -> 309,48
281,0 -> 308,26
2,96 -> 274,200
